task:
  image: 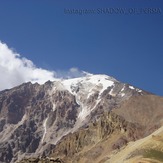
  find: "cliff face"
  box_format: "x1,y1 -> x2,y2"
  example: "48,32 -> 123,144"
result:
0,81 -> 80,163
50,112 -> 144,163
0,74 -> 162,163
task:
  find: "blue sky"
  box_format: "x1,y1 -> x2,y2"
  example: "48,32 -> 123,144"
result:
0,0 -> 163,95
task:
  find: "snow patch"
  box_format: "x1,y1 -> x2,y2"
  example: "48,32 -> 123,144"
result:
99,80 -> 114,96
78,106 -> 90,120
54,74 -> 117,121
48,85 -> 57,111
92,99 -> 101,111
17,114 -> 27,126
129,86 -> 135,90
75,95 -> 81,106
54,81 -> 66,91
87,90 -> 94,99
62,77 -> 83,94
121,93 -> 125,97
42,116 -> 48,143
78,99 -> 100,121
61,74 -> 116,96
52,102 -> 56,111
121,85 -> 125,92
109,87 -> 115,96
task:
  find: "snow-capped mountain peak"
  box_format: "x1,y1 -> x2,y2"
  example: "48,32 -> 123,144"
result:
0,73 -> 147,163
54,74 -> 117,94
49,74 -> 143,123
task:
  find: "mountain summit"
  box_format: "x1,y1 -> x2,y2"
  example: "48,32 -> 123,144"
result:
0,74 -> 162,163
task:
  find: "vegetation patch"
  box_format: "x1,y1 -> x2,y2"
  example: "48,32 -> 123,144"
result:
143,149 -> 163,162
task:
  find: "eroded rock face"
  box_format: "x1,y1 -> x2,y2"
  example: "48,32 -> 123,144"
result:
0,74 -> 161,163
0,81 -> 80,162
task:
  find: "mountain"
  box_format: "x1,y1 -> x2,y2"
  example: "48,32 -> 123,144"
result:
0,74 -> 162,163
106,125 -> 163,163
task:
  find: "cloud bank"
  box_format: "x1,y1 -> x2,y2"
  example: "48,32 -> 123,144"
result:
0,41 -> 87,91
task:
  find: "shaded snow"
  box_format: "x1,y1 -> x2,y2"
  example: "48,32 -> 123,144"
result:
78,106 -> 90,120
42,116 -> 48,143
109,87 -> 115,96
52,102 -> 56,111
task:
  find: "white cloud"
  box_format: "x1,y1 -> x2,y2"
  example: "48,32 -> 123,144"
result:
55,67 -> 88,79
0,41 -> 56,91
0,41 -> 88,91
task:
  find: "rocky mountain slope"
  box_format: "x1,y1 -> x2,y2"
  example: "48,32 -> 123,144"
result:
0,74 -> 162,163
105,125 -> 163,163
